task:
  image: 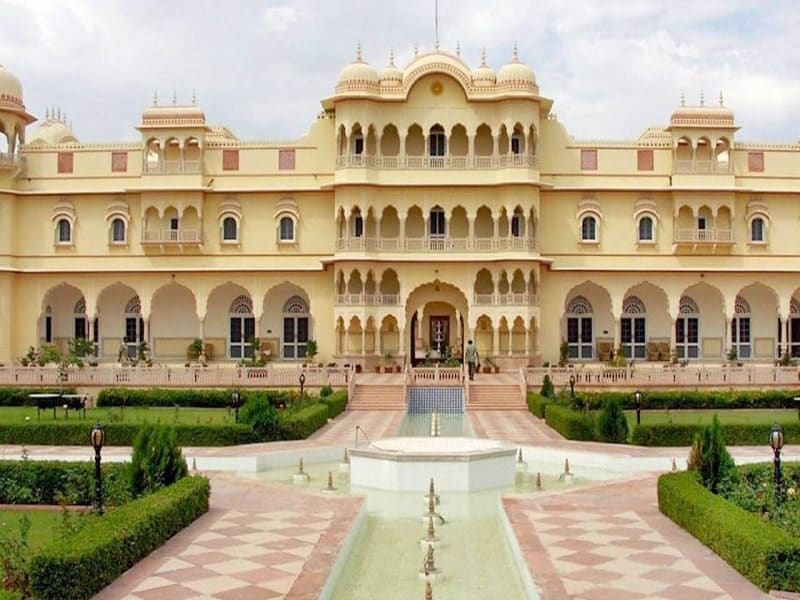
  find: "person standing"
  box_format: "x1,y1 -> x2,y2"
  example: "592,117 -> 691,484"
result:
465,340 -> 478,381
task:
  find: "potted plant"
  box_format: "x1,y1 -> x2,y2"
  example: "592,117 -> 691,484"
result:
188,337 -> 203,361
482,357 -> 493,374
726,347 -> 742,366
383,352 -> 395,373
558,340 -> 569,367
305,339 -> 318,365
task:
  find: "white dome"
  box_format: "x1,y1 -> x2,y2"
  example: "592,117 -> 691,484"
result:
30,115 -> 79,145
336,46 -> 379,93
471,49 -> 496,87
379,51 -> 403,86
496,46 -> 538,92
0,64 -> 25,111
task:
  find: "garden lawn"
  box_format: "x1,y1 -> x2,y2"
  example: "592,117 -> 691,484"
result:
625,408 -> 798,430
0,508 -> 71,551
0,406 -> 233,426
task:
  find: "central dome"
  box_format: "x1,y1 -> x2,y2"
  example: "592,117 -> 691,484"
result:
0,65 -> 25,110
336,45 -> 378,93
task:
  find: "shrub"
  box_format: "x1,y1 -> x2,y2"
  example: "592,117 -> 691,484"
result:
29,476 -> 210,600
318,389 -> 347,418
320,385 -> 333,398
697,415 -> 738,493
539,375 -> 555,399
579,390 -> 800,411
526,393 -> 550,419
658,471 -> 800,591
596,398 -> 629,443
0,388 -> 76,407
631,421 -> 800,447
279,403 -> 329,440
0,460 -> 131,506
129,426 -> 188,496
97,388 -> 308,409
0,422 -> 258,447
545,404 -> 596,441
239,397 -> 281,440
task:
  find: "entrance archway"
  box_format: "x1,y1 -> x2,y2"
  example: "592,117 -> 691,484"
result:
405,280 -> 469,365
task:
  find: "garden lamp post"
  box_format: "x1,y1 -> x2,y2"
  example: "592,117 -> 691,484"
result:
769,424 -> 785,503
90,422 -> 105,515
299,373 -> 306,398
634,390 -> 643,426
231,389 -> 241,423
569,374 -> 576,400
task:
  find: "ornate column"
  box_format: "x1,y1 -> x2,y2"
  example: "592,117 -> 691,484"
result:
492,323 -> 500,358
399,216 -> 406,250
399,135 -> 407,166
467,135 -> 474,167
613,318 -> 621,354
467,214 -> 475,249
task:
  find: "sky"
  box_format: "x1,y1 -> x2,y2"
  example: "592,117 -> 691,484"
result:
2,0 -> 799,143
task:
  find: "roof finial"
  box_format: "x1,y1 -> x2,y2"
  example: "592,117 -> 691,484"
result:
719,90 -> 724,107
414,42 -> 419,58
513,41 -> 519,62
680,89 -> 685,107
172,90 -> 177,105
63,112 -> 67,123
456,40 -> 461,57
56,107 -> 61,121
700,89 -> 705,107
434,0 -> 439,50
192,89 -> 197,105
45,107 -> 50,120
480,47 -> 487,67
152,91 -> 158,106
355,41 -> 362,62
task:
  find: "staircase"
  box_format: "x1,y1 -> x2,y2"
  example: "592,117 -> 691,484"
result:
347,383 -> 407,411
467,383 -> 527,411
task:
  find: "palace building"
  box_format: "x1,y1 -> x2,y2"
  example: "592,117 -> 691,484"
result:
1,45 -> 799,368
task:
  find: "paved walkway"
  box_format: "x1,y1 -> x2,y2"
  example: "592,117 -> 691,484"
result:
469,410 -> 564,444
95,475 -> 363,600
504,476 -> 767,599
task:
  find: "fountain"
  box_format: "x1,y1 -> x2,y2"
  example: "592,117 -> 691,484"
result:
293,458 -> 310,485
322,471 -> 337,493
422,493 -> 445,524
430,412 -> 441,437
419,544 -> 441,582
558,458 -> 574,482
420,515 -> 440,548
340,448 -> 350,473
423,477 -> 440,505
425,581 -> 433,600
349,437 -> 516,492
535,472 -> 542,491
515,448 -> 527,471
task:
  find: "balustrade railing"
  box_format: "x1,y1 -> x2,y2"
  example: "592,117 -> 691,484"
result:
524,365 -> 800,388
335,293 -> 400,306
0,364 -> 350,388
673,228 -> 733,243
673,159 -> 732,174
336,236 -> 537,252
141,229 -> 202,244
143,160 -> 203,174
409,366 -> 463,385
473,293 -> 538,305
336,153 -> 538,170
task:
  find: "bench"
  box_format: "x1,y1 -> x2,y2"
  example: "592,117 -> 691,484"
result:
29,393 -> 88,419
29,393 -> 59,420
60,394 -> 89,419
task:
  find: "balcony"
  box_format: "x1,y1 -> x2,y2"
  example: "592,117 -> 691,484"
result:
334,293 -> 400,306
143,159 -> 202,174
141,229 -> 202,245
673,159 -> 732,174
673,228 -> 734,244
335,154 -> 537,170
335,236 -> 537,253
473,293 -> 538,306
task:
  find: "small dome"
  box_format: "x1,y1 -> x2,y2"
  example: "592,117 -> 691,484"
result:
471,49 -> 496,87
379,50 -> 403,87
29,111 -> 79,145
0,64 -> 25,111
496,45 -> 537,92
336,45 -> 378,93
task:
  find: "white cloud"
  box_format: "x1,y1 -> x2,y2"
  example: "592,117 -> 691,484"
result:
0,0 -> 798,142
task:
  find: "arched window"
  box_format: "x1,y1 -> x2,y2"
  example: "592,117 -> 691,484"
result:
621,295 -> 647,359
638,216 -> 654,242
279,216 -> 295,242
429,125 -> 446,157
429,206 -> 445,238
580,216 -> 597,242
123,296 -> 144,358
282,295 -> 310,359
732,295 -> 752,359
566,295 -> 593,359
511,208 -> 525,238
111,218 -> 126,243
750,217 -> 765,243
229,295 -> 255,359
676,295 -> 700,360
222,216 -> 238,241
353,132 -> 364,156
352,209 -> 363,238
511,132 -> 523,155
56,219 -> 72,244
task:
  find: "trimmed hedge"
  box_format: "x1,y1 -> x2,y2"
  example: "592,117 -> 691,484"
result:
0,388 -> 77,407
30,475 -> 210,600
658,471 -> 800,591
96,388 -> 307,408
527,393 -> 550,418
319,389 -> 348,418
544,404 -> 596,441
580,389 -> 800,411
632,421 -> 800,447
0,422 -> 259,446
280,403 -> 330,439
0,460 -> 130,505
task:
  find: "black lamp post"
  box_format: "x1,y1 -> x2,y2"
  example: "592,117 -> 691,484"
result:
299,373 -> 306,398
634,390 -> 643,426
231,389 -> 241,423
90,422 -> 105,515
569,374 -> 576,400
769,424 -> 785,504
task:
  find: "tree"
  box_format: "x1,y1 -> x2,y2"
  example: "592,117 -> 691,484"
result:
596,398 -> 629,443
129,425 -> 188,496
540,374 -> 555,398
687,415 -> 738,494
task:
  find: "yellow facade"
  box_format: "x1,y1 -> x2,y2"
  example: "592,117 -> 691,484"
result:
1,47 -> 800,367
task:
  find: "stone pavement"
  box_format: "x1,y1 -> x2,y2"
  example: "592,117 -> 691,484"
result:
469,410 -> 564,444
94,475 -> 363,600
503,476 -> 767,600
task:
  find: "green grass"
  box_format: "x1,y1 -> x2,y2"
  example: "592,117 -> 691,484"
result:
626,408 -> 799,429
0,406 -> 234,426
0,508 -> 75,551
